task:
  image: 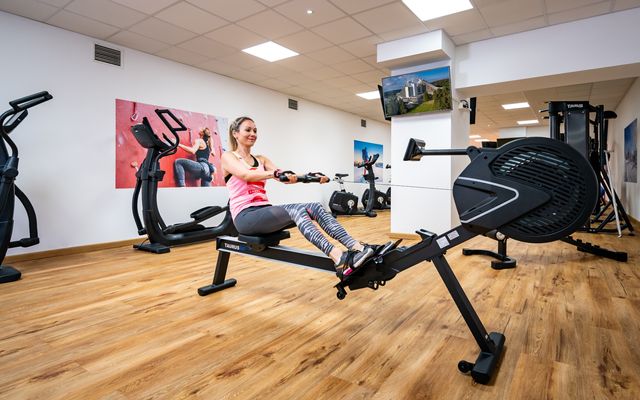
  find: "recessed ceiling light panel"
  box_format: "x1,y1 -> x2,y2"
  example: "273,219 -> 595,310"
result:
517,120 -> 539,125
242,41 -> 298,62
357,91 -> 380,100
402,0 -> 473,21
502,102 -> 529,110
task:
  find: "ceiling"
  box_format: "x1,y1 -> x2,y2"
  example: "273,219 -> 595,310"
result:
1,0 -> 639,127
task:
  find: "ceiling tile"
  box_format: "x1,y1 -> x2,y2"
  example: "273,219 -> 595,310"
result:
490,16 -> 546,37
237,9 -> 304,39
108,30 -> 169,54
451,29 -> 494,45
376,24 -> 429,41
155,46 -> 210,66
155,2 -> 227,34
324,75 -> 363,89
257,78 -> 292,90
544,0 -> 605,14
284,86 -> 313,97
547,2 -> 612,25
614,0 -> 640,11
0,0 -> 58,21
300,66 -> 343,80
479,0 -> 545,27
111,0 -> 179,14
129,17 -> 198,45
205,24 -> 266,50
47,9 -> 119,39
186,0 -> 266,21
353,2 -> 424,35
328,0 -> 395,14
250,62 -> 294,78
332,58 -> 374,74
311,17 -> 372,44
178,36 -> 237,58
423,9 -> 488,36
38,0 -> 72,6
307,46 -> 356,64
197,59 -> 243,75
278,72 -> 314,86
275,0 -> 346,27
256,0 -> 288,6
220,51 -> 268,69
225,68 -> 269,83
351,69 -> 385,85
278,55 -> 325,72
277,30 -> 333,53
339,35 -> 382,58
65,0 -> 147,28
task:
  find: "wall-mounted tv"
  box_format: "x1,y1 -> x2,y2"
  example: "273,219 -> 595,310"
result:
381,66 -> 452,118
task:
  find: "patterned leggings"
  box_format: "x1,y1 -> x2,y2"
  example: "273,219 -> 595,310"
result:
233,203 -> 358,256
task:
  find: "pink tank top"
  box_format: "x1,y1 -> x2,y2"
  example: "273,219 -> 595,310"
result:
226,152 -> 271,219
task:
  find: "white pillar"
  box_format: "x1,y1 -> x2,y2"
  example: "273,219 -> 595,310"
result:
378,31 -> 470,235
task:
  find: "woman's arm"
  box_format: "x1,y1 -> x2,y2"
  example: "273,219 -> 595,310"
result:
222,152 -> 274,182
259,155 -> 298,183
178,138 -> 204,155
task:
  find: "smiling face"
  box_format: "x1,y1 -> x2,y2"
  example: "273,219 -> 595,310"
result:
232,118 -> 258,149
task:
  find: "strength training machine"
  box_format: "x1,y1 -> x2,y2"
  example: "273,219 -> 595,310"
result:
198,136 -> 598,384
0,91 -> 52,283
131,109 -> 236,254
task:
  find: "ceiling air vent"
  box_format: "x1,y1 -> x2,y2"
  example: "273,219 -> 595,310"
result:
94,44 -> 121,66
288,99 -> 298,110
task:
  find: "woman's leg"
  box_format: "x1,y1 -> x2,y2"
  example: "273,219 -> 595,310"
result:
280,203 -> 361,250
174,159 -> 204,187
277,203 -> 336,257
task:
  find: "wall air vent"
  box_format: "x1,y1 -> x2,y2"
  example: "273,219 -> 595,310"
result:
94,44 -> 121,66
288,99 -> 298,110
361,119 -> 367,128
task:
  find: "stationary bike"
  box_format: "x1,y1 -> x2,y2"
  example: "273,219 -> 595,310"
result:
0,91 -> 53,283
361,158 -> 390,211
328,154 -> 378,217
131,109 -> 236,254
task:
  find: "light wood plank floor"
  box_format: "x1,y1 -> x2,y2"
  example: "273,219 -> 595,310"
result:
1,212 -> 639,399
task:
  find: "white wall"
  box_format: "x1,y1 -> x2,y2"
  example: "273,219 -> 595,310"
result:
1,11 -> 390,254
610,77 -> 640,220
455,7 -> 640,96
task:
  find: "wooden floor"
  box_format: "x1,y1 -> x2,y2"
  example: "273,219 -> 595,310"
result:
1,212 -> 639,399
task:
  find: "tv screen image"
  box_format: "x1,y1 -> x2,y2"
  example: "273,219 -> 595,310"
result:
381,66 -> 452,118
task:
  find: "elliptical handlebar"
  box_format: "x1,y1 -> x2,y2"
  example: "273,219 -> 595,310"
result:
153,109 -> 186,159
355,153 -> 379,168
9,91 -> 53,112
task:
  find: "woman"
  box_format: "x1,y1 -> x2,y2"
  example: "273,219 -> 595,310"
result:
222,116 -> 376,279
174,127 -> 216,187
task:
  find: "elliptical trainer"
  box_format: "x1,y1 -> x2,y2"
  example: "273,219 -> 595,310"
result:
328,154 -> 379,217
131,109 -> 236,254
0,91 -> 52,283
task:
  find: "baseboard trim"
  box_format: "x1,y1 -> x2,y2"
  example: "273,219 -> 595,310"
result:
4,238 -> 143,263
389,232 -> 420,240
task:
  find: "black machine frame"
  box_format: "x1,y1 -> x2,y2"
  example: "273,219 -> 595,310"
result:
199,135 -> 601,384
0,91 -> 52,284
131,109 -> 236,254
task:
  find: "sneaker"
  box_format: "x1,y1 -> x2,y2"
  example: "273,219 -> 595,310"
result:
335,246 -> 376,279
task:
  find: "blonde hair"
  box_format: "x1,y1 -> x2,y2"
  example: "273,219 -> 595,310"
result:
228,116 -> 254,151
